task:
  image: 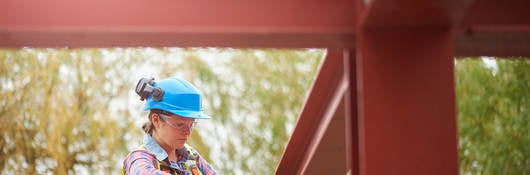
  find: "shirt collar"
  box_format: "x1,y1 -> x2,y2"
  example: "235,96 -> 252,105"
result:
143,135 -> 169,161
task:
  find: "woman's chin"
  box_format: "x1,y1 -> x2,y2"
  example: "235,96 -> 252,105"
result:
173,140 -> 186,148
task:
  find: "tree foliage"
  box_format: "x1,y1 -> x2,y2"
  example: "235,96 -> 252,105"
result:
155,48 -> 324,174
0,48 -> 324,174
456,58 -> 530,174
188,49 -> 324,174
0,48 -> 142,174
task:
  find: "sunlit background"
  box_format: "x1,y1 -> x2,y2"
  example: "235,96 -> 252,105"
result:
0,48 -> 528,174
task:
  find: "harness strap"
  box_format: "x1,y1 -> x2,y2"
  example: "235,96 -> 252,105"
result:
183,144 -> 202,175
158,160 -> 179,175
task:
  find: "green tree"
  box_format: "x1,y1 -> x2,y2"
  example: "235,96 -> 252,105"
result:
164,48 -> 324,174
0,48 -> 324,174
0,48 -> 140,174
456,58 -> 530,174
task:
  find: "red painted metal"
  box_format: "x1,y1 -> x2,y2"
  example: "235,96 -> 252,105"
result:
303,97 -> 348,175
2,0 -> 529,56
361,0 -> 473,28
455,0 -> 530,56
356,29 -> 458,175
2,0 -> 356,27
456,27 -> 530,57
460,0 -> 530,26
355,1 -> 461,174
298,68 -> 349,174
0,0 -> 357,48
344,50 -> 359,175
275,50 -> 346,174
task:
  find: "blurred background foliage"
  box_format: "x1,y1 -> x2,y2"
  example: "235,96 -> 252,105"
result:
0,48 -> 324,174
0,48 -> 528,174
456,58 -> 529,174
0,49 -> 143,174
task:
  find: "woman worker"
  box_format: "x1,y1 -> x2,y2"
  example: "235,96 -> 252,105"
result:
123,77 -> 216,175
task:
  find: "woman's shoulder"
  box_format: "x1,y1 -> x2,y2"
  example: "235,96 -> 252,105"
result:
124,148 -> 157,162
122,148 -> 160,174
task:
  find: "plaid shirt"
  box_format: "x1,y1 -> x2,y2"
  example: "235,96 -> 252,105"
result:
123,136 -> 217,175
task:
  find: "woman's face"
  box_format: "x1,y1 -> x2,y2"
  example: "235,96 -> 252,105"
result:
153,113 -> 195,149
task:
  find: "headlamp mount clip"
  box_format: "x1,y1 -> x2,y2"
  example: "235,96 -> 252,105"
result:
135,77 -> 164,102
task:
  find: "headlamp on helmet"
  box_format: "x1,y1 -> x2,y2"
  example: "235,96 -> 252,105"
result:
135,77 -> 164,102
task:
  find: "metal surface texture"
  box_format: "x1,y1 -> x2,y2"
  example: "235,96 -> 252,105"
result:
2,0 -> 529,55
0,0 -> 357,48
456,0 -> 530,56
356,29 -> 458,175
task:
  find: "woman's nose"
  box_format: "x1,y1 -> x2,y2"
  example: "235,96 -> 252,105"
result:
181,128 -> 191,136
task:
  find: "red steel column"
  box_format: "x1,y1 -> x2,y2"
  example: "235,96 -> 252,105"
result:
356,29 -> 458,175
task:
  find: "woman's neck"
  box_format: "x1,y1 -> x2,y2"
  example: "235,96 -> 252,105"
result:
152,134 -> 178,161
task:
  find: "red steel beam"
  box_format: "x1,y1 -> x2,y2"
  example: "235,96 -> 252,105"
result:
455,26 -> 530,57
298,73 -> 349,174
355,1 -> 459,174
275,49 -> 347,174
455,0 -> 530,56
360,0 -> 474,28
0,0 -> 356,48
459,0 -> 530,26
302,98 -> 348,175
344,49 -> 359,175
2,0 -> 529,56
360,0 -> 530,57
356,29 -> 458,175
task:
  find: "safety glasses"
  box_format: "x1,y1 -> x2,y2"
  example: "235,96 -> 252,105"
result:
158,113 -> 197,131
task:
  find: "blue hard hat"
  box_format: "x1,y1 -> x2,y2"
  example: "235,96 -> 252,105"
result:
144,77 -> 210,119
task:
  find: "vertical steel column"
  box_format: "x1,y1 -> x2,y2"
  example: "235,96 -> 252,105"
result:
356,29 -> 458,175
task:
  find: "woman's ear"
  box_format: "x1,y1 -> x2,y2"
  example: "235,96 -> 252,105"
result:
152,113 -> 161,128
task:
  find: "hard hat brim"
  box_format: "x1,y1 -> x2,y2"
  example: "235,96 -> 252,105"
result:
171,110 -> 211,119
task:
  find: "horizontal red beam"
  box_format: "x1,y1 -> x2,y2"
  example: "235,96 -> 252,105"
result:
360,0 -> 473,28
1,0 -> 529,54
455,26 -> 530,57
0,28 -> 356,48
455,0 -> 530,56
359,0 -> 530,56
2,0 -> 356,27
0,0 -> 356,48
460,0 -> 530,26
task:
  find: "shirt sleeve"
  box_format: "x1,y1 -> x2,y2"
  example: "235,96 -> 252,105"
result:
191,149 -> 217,175
123,150 -> 171,175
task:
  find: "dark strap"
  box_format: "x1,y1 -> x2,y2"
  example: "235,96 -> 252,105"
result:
158,159 -> 185,175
